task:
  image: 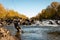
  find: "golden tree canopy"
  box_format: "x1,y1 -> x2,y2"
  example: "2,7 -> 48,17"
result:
0,4 -> 28,19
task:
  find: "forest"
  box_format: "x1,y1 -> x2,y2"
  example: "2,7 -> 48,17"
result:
0,2 -> 60,21
0,4 -> 28,20
31,2 -> 60,21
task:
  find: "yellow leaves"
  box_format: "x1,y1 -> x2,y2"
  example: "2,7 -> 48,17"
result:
0,4 -> 28,19
0,4 -> 7,19
51,2 -> 59,8
7,10 -> 17,17
6,10 -> 27,19
18,14 -> 28,19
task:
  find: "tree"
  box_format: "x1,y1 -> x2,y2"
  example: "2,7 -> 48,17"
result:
31,2 -> 60,20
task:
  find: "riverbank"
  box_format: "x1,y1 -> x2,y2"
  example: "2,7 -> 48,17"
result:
0,27 -> 20,40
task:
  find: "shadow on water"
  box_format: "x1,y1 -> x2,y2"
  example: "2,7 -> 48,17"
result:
15,31 -> 21,40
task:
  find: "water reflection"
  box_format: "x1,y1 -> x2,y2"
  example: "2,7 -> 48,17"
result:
15,31 -> 21,40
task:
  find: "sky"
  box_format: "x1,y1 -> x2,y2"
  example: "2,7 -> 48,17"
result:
0,0 -> 60,18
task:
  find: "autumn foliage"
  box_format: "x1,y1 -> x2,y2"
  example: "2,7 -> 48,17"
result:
31,2 -> 60,21
0,4 -> 28,20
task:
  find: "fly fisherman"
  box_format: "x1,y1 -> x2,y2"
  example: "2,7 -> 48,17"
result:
13,19 -> 21,32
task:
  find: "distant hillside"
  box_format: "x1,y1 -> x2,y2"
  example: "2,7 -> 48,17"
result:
31,2 -> 60,21
0,4 -> 28,20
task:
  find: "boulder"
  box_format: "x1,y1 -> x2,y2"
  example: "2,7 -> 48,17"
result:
0,27 -> 18,40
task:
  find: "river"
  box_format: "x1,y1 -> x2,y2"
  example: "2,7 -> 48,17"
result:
4,24 -> 60,40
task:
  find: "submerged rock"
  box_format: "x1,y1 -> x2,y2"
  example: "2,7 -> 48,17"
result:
47,31 -> 60,40
0,27 -> 18,40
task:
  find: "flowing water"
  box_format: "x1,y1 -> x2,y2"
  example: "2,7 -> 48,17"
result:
4,24 -> 60,40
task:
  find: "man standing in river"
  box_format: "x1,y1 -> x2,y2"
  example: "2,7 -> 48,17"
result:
13,19 -> 21,32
